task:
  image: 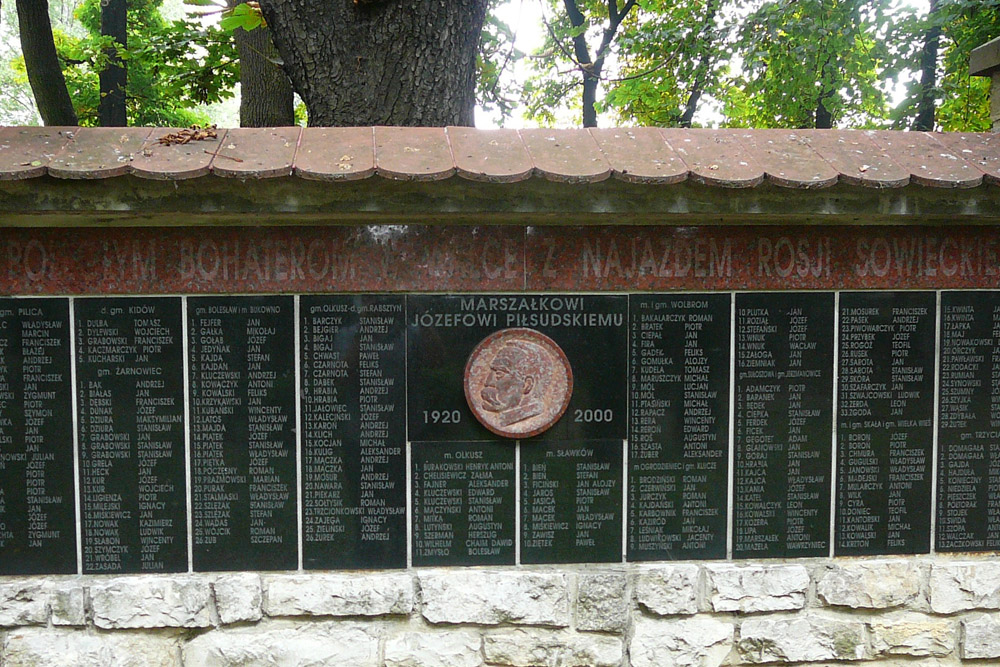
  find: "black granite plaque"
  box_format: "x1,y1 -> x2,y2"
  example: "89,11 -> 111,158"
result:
300,295 -> 406,569
627,294 -> 729,561
521,439 -> 623,564
407,295 -> 627,442
411,441 -> 516,566
734,293 -> 834,558
76,298 -> 187,573
189,296 -> 296,571
0,299 -> 76,575
937,291 -> 1000,552
836,292 -> 935,556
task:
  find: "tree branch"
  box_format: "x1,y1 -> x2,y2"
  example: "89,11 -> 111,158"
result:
541,8 -> 587,70
616,0 -> 637,23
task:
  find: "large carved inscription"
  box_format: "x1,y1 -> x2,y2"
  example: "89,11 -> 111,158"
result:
188,296 -> 296,571
76,298 -> 187,573
0,226 -> 523,294
937,292 -> 1000,552
734,293 -> 834,558
628,294 -> 729,561
300,295 -> 406,569
527,227 -> 1000,291
0,299 -> 75,575
836,292 -> 935,556
5,226 -> 1000,295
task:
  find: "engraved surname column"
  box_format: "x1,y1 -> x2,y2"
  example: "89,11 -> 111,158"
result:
937,291 -> 1000,552
76,298 -> 186,574
836,292 -> 934,556
521,441 -> 622,564
301,302 -> 350,562
0,299 -> 76,575
411,442 -> 515,566
301,296 -> 406,570
627,294 -> 729,561
734,293 -> 833,559
189,296 -> 296,572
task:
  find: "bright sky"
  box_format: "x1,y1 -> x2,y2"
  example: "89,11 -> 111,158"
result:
479,0 -> 538,128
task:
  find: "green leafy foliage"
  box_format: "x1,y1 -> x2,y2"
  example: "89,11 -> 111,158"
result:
477,1 -> 525,125
520,0 -> 642,126
4,0 -> 998,130
603,0 -> 730,126
892,0 -> 1000,131
220,3 -> 264,32
514,0 -> 997,130
723,0 -> 892,129
53,0 -> 239,126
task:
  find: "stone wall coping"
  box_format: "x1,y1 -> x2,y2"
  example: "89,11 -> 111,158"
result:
1,126 -> 996,189
2,127 -> 998,223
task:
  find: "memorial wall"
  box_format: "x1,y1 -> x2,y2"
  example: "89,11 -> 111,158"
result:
2,224 -> 999,579
2,123 -> 1000,665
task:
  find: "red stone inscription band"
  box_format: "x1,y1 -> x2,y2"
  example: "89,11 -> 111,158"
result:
464,328 -> 573,439
3,225 -> 1000,295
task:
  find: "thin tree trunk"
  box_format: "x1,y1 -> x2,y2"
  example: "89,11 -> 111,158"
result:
235,25 -> 294,127
815,95 -> 833,129
16,0 -> 78,125
259,0 -> 489,126
99,0 -> 127,126
562,0 -> 596,127
582,72 -> 599,127
679,81 -> 704,128
678,0 -> 719,128
563,0 -> 637,128
913,0 -> 940,131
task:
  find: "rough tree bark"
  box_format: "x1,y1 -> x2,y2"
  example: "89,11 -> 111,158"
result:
228,0 -> 294,128
258,0 -> 490,126
234,24 -> 294,127
99,0 -> 127,126
16,0 -> 78,125
913,0 -> 940,131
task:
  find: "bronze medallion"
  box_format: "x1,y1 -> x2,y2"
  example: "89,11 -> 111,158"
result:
464,328 -> 573,439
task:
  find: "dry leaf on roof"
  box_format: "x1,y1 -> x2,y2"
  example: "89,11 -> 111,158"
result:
156,126 -> 219,146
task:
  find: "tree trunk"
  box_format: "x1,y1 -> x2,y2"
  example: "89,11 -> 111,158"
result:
815,95 -> 833,129
562,0 -> 597,127
562,0 -> 637,128
16,0 -> 78,125
582,71 -> 600,128
229,0 -> 294,128
99,0 -> 127,126
258,0 -> 489,126
235,25 -> 295,127
913,0 -> 940,131
679,0 -> 720,128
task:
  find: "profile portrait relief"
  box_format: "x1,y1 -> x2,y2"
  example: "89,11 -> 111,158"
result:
480,339 -> 547,427
464,328 -> 573,439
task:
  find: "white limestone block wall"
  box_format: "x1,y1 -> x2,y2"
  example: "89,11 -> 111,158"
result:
1,557 -> 999,666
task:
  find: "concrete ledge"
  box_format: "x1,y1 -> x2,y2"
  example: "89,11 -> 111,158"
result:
972,36 -> 1000,77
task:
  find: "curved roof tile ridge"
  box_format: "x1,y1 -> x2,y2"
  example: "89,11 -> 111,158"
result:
0,126 -> 996,189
